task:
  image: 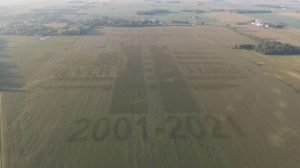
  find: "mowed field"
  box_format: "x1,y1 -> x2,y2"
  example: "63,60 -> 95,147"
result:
1,25 -> 300,168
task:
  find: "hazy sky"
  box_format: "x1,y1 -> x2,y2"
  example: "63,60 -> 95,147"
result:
0,0 -> 70,6
0,0 -> 123,6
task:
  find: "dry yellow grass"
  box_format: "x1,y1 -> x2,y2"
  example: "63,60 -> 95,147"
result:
286,71 -> 300,80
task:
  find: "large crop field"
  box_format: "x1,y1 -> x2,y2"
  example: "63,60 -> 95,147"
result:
1,25 -> 300,168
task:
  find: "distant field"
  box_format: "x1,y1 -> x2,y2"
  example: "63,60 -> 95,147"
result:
84,0 -> 213,22
208,12 -> 300,46
279,12 -> 300,20
238,26 -> 300,45
207,12 -> 255,24
1,25 -> 300,168
43,23 -> 68,29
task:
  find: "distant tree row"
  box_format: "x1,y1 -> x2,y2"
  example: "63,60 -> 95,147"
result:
136,9 -> 170,15
0,25 -> 58,36
231,9 -> 272,14
171,20 -> 190,25
0,17 -> 165,36
182,9 -> 204,13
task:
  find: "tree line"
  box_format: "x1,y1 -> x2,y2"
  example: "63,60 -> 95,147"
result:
0,17 -> 164,36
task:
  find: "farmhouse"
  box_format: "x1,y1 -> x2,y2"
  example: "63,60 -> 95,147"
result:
250,19 -> 266,27
39,36 -> 50,40
249,19 -> 287,29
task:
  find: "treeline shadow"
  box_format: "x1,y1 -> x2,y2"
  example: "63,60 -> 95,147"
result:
0,39 -> 24,92
84,27 -> 106,36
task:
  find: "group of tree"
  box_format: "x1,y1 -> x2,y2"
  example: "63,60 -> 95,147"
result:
235,41 -> 300,55
234,44 -> 255,50
256,41 -> 300,55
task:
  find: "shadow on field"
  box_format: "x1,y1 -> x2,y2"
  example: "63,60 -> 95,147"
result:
0,40 -> 10,58
0,39 -> 24,92
85,27 -> 106,36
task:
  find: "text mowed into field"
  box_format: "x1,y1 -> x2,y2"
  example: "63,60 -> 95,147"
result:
1,26 -> 300,168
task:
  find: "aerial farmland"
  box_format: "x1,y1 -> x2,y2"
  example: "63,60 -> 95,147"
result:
1,0 -> 300,168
